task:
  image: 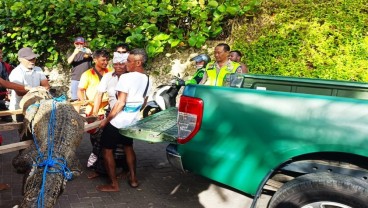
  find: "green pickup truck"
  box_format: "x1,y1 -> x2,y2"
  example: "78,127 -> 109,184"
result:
121,74 -> 368,208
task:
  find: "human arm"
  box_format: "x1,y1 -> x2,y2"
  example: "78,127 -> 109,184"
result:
92,92 -> 103,116
14,78 -> 50,95
40,79 -> 50,90
8,68 -> 28,96
185,69 -> 204,85
77,72 -> 89,101
77,88 -> 86,101
0,78 -> 29,91
92,75 -> 109,116
241,63 -> 249,73
14,89 -> 27,96
199,71 -> 208,85
67,48 -> 80,64
67,47 -> 92,64
99,91 -> 127,128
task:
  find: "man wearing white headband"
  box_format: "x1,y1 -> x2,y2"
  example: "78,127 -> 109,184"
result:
87,51 -> 129,179
92,52 -> 129,114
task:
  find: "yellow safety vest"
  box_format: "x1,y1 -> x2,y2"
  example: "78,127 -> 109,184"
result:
205,61 -> 240,86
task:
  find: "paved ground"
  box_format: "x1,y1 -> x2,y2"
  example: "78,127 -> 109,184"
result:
0,130 -> 270,208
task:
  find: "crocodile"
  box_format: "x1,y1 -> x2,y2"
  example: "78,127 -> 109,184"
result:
12,87 -> 85,208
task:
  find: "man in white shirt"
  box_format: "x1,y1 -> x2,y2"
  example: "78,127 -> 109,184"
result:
86,52 -> 129,179
9,47 -> 50,121
96,49 -> 151,192
92,52 -> 129,115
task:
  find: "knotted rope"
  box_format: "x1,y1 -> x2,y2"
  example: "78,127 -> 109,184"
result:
28,95 -> 73,208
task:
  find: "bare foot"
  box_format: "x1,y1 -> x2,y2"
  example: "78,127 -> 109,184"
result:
0,183 -> 10,191
128,178 -> 139,188
96,184 -> 119,192
87,172 -> 100,179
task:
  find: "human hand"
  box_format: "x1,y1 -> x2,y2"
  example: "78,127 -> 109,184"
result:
81,100 -> 89,106
84,48 -> 92,54
24,86 -> 32,91
83,48 -> 92,58
99,119 -> 108,129
73,47 -> 81,54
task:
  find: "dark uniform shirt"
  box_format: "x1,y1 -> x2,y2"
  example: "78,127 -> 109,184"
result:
70,52 -> 92,81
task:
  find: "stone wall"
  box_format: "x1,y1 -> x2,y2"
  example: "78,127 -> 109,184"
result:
145,41 -> 223,90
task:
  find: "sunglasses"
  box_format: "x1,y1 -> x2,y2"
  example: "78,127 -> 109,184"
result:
74,42 -> 84,45
116,51 -> 128,54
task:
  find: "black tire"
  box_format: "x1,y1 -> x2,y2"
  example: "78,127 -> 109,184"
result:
268,172 -> 368,208
142,106 -> 161,118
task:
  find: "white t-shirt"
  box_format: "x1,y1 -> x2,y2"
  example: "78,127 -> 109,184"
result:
110,72 -> 151,129
97,72 -> 120,108
9,64 -> 47,110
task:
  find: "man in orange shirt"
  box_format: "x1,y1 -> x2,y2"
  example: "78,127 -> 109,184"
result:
78,49 -> 111,169
77,49 -> 111,116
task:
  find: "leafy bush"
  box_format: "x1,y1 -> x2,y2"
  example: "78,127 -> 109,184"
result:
0,0 -> 259,68
233,0 -> 368,81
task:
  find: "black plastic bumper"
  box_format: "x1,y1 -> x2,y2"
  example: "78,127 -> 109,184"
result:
166,144 -> 185,172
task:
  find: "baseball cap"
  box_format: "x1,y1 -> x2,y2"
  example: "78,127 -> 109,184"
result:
18,47 -> 39,60
74,37 -> 85,43
113,52 -> 129,64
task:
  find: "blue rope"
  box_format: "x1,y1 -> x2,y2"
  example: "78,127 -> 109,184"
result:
29,99 -> 73,208
53,94 -> 67,102
27,103 -> 40,111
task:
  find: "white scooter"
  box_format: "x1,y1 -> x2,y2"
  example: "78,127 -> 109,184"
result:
142,76 -> 185,118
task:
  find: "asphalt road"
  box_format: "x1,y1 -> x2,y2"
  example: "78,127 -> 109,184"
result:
0,130 -> 271,208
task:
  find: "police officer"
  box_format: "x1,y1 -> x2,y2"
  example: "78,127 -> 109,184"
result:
183,54 -> 211,85
200,43 -> 242,86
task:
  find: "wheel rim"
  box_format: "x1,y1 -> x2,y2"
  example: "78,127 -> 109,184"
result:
301,202 -> 352,208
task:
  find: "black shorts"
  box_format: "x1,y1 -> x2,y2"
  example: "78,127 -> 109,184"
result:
101,122 -> 133,149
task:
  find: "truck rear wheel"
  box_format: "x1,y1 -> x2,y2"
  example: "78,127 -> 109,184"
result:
268,172 -> 368,208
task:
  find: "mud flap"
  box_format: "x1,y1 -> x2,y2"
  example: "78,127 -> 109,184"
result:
119,107 -> 178,143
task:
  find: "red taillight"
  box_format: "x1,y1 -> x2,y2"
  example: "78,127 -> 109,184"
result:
177,96 -> 203,144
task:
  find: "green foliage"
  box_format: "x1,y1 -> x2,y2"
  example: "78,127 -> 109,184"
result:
233,0 -> 368,81
0,0 -> 259,68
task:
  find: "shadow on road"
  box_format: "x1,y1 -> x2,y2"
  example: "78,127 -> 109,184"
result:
0,131 -> 252,208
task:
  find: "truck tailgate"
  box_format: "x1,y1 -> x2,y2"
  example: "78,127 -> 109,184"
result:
119,107 -> 178,143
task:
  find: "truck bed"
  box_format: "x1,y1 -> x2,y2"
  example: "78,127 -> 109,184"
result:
120,107 -> 178,143
122,73 -> 368,143
225,74 -> 368,100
